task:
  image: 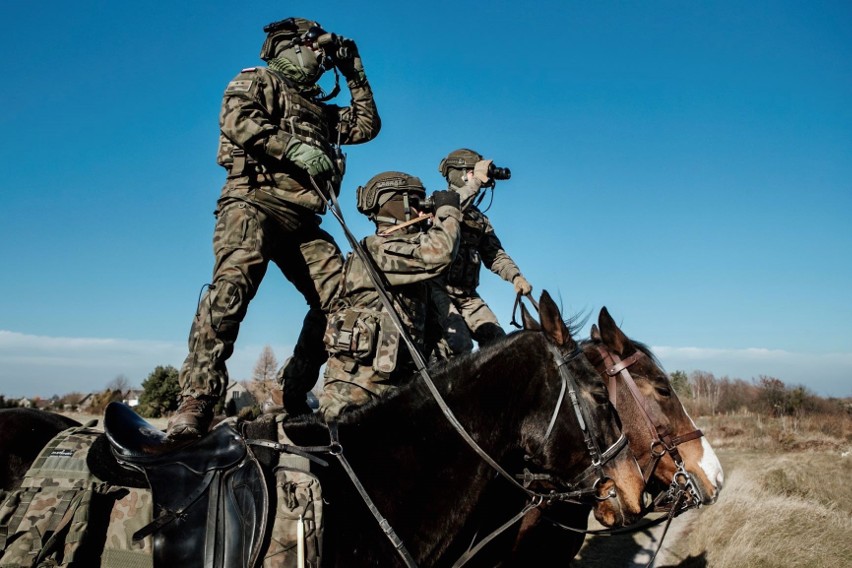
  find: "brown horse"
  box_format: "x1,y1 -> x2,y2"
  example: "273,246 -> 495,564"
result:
459,304 -> 724,566
0,292 -> 648,567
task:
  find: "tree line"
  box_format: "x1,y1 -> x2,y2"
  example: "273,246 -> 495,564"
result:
4,347 -> 848,420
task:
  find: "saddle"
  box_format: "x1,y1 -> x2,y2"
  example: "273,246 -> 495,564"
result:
104,402 -> 268,568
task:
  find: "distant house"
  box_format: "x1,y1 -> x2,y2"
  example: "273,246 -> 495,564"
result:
77,393 -> 95,412
225,381 -> 257,415
123,389 -> 143,408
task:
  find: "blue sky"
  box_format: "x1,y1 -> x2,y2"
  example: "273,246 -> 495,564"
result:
1,1 -> 850,398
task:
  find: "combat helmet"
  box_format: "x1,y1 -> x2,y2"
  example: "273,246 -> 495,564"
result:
260,17 -> 330,84
357,171 -> 426,225
439,148 -> 483,188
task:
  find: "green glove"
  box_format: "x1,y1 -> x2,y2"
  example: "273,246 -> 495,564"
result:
284,139 -> 334,177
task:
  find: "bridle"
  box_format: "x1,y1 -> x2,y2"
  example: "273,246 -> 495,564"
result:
593,343 -> 704,513
518,343 -> 629,504
450,342 -> 631,568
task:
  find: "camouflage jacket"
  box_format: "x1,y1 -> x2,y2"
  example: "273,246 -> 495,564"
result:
442,198 -> 522,294
216,66 -> 381,213
324,204 -> 462,366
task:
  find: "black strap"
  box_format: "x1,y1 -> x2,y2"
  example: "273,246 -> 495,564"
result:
327,422 -> 419,567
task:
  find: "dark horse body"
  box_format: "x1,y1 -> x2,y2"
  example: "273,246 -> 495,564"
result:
0,292 -> 647,567
0,408 -> 81,491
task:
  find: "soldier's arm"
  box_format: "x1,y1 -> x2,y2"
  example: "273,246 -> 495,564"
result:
479,216 -> 522,283
219,69 -> 299,163
329,42 -> 381,145
371,205 -> 462,286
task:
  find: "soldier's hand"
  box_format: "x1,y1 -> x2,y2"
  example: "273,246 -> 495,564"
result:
431,190 -> 461,211
473,159 -> 493,183
333,37 -> 366,84
285,140 -> 334,177
513,275 -> 533,296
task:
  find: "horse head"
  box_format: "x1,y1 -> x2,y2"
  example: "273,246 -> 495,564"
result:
528,291 -> 646,527
586,307 -> 724,509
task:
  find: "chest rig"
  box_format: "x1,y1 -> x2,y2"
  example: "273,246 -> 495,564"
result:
217,68 -> 345,180
446,206 -> 488,290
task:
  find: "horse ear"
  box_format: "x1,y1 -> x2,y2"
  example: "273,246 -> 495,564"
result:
598,306 -> 630,356
539,290 -> 576,349
521,302 -> 541,330
590,323 -> 601,341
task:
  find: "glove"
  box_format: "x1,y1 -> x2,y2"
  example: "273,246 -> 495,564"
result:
284,139 -> 334,177
513,275 -> 533,295
333,37 -> 367,84
473,159 -> 493,183
430,190 -> 461,211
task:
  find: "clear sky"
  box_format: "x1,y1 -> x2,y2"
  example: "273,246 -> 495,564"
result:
1,1 -> 850,399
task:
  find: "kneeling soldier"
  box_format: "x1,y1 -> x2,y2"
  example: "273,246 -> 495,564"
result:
318,170 -> 485,420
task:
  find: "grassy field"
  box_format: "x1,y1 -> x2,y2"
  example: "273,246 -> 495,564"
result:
577,412 -> 852,567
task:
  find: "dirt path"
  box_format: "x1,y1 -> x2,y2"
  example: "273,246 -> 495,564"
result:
573,509 -> 702,567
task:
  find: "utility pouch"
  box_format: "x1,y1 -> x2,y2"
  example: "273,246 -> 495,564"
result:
373,312 -> 401,374
323,307 -> 380,362
263,416 -> 323,568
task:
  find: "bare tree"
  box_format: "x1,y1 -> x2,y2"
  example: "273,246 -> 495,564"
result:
253,345 -> 278,383
107,374 -> 131,394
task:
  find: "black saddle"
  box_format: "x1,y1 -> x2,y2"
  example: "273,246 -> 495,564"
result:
104,402 -> 268,568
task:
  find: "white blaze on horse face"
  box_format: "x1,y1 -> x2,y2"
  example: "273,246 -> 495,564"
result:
681,403 -> 725,496
699,437 -> 724,492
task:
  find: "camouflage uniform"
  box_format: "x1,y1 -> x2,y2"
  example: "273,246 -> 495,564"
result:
428,155 -> 527,360
176,22 -> 380,425
318,177 -> 463,420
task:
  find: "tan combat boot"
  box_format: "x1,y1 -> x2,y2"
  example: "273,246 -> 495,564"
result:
167,395 -> 217,439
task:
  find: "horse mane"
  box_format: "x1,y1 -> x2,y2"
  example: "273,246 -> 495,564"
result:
335,329 -> 543,425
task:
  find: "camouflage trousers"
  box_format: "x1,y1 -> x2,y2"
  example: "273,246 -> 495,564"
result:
179,198 -> 343,401
427,282 -> 505,361
317,355 -> 413,420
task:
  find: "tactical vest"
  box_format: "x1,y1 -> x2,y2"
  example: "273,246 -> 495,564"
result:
0,425 -> 154,568
217,68 -> 344,180
446,207 -> 489,291
323,237 -> 426,374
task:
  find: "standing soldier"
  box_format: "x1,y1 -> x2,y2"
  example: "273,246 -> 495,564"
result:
428,148 -> 532,361
318,170 -> 486,420
168,17 -> 381,438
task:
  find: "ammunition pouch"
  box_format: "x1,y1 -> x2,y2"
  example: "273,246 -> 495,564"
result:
323,307 -> 380,362
446,246 -> 482,290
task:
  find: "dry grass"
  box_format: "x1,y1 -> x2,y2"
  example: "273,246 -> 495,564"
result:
654,414 -> 852,568
680,450 -> 852,568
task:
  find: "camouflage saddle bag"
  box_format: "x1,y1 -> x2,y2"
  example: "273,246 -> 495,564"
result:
0,423 -> 154,568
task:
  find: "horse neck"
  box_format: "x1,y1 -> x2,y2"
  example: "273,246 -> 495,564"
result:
331,332 -> 552,561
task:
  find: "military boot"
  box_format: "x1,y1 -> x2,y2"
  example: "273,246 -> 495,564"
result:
167,395 -> 217,439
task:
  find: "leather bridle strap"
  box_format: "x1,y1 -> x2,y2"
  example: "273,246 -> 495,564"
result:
596,345 -> 703,485
327,422 -> 419,568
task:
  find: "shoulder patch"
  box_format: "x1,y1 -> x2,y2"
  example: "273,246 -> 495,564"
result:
241,67 -> 257,73
225,78 -> 254,94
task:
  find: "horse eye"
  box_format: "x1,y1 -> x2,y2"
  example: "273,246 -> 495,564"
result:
655,386 -> 672,397
592,390 -> 610,404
